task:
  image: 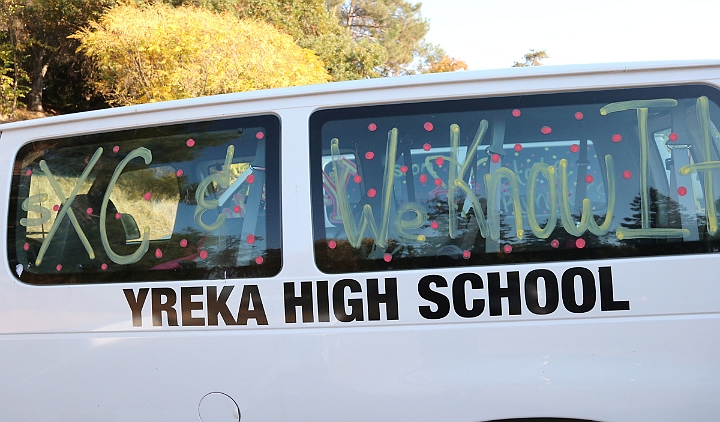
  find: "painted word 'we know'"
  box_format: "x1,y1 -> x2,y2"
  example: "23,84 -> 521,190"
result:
330,97 -> 720,247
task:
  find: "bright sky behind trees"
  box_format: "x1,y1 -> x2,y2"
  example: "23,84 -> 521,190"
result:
421,0 -> 720,70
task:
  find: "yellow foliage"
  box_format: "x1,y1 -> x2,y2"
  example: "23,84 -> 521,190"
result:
71,3 -> 330,106
427,56 -> 468,74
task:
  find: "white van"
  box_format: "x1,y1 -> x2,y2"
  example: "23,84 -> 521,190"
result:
1,61 -> 719,422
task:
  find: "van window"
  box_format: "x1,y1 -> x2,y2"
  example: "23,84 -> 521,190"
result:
310,85 -> 720,273
9,115 -> 281,284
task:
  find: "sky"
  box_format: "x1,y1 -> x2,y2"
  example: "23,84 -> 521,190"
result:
420,0 -> 720,70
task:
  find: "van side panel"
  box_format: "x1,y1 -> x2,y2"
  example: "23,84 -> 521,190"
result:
0,63 -> 719,421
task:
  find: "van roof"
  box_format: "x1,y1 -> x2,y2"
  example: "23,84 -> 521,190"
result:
2,60 -> 720,132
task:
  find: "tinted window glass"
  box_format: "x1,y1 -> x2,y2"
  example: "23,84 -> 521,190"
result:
10,115 -> 281,284
311,85 -> 720,273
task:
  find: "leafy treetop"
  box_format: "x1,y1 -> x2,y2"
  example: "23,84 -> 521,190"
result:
72,2 -> 330,106
512,49 -> 549,67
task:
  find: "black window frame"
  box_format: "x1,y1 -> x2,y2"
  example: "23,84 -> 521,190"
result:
8,114 -> 282,285
310,84 -> 720,274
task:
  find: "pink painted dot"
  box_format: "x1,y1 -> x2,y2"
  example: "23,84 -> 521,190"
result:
247,234 -> 255,244
23,242 -> 29,251
678,186 -> 688,196
25,169 -> 32,176
512,109 -> 521,117
585,174 -> 594,184
430,221 -> 439,229
400,165 -> 408,173
233,205 -> 241,213
255,256 -> 264,265
383,253 -> 392,262
541,126 -> 552,135
576,238 -> 586,249
199,250 -> 208,259
669,132 -> 679,142
143,192 -> 152,201
419,174 -> 428,184
570,144 -> 580,153
435,157 -> 445,166
434,177 -> 442,186
353,175 -> 362,183
491,153 -> 501,163
186,139 -> 195,147
179,239 -> 188,247
424,122 -> 434,131
115,212 -> 122,220
328,240 -> 337,249
551,239 -> 560,248
622,170 -> 632,180
503,244 -> 513,254
176,169 -> 184,177
423,143 -> 431,151
514,143 -> 523,152
85,207 -> 93,215
611,134 -> 622,143
155,249 -> 163,258
462,250 -> 471,259
575,112 -> 584,120
367,188 -> 377,197
368,123 -> 377,131
53,204 -> 59,212
113,145 -> 120,153
256,131 -> 264,140
101,263 -> 108,271
247,174 -> 255,184
365,151 -> 375,160
56,264 -> 62,271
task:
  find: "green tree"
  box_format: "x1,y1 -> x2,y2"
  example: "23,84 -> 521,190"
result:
12,0 -> 114,111
328,0 -> 432,76
418,44 -> 467,74
0,0 -> 30,119
232,0 -> 385,80
72,2 -> 330,106
512,49 -> 549,67
216,0 -> 463,78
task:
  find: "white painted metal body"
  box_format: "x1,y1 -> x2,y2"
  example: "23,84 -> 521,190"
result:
1,62 -> 719,421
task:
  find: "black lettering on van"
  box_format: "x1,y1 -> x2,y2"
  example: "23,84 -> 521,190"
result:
561,267 -> 596,313
127,285 -> 266,327
207,286 -> 237,326
317,281 -> 331,322
237,284 -> 268,325
524,269 -> 559,315
152,288 -> 178,326
367,278 -> 399,321
283,279 -> 399,324
417,266 -> 629,320
181,286 -> 205,326
599,266 -> 630,311
284,281 -> 314,323
123,288 -> 149,327
418,274 -> 450,319
333,279 -> 364,322
488,271 -> 522,316
452,273 -> 484,318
